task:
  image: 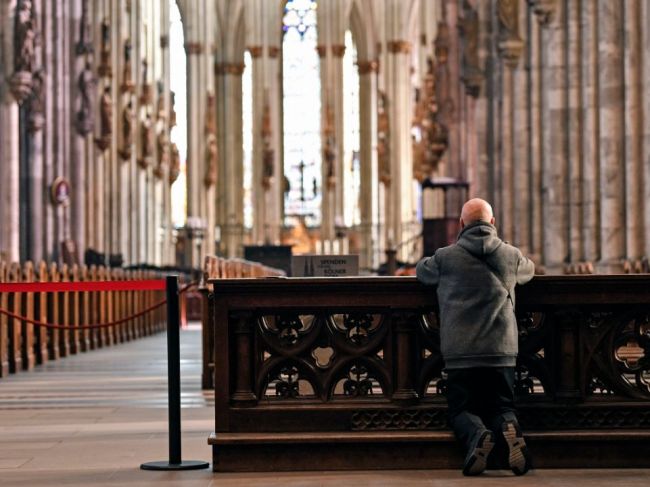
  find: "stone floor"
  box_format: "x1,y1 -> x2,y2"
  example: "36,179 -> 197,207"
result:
1,325 -> 649,486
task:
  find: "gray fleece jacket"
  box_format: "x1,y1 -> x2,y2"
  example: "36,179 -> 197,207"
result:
416,221 -> 535,369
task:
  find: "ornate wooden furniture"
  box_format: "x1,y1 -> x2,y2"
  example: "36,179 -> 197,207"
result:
207,275 -> 650,471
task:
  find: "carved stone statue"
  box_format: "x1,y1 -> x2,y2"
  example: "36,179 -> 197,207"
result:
94,86 -> 112,150
497,0 -> 523,66
138,113 -> 154,168
75,59 -> 96,136
377,91 -> 391,186
204,134 -> 218,187
98,18 -> 112,78
121,39 -> 134,93
154,128 -> 168,179
119,101 -> 134,160
11,0 -> 36,103
100,87 -> 112,136
169,142 -> 181,184
261,101 -> 273,190
27,68 -> 45,132
459,0 -> 482,97
323,103 -> 336,189
140,59 -> 152,104
169,91 -> 177,127
14,0 -> 35,73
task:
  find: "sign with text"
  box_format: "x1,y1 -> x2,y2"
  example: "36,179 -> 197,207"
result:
292,255 -> 359,277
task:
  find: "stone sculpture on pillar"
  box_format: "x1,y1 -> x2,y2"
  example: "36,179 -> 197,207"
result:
434,21 -> 454,130
94,86 -> 112,151
377,91 -> 391,186
119,101 -> 134,160
120,40 -> 135,93
261,101 -> 274,191
204,93 -> 218,187
75,58 -> 96,136
169,91 -> 177,128
459,0 -> 482,97
154,82 -> 168,179
497,0 -> 524,67
323,103 -> 336,190
140,59 -> 153,105
98,18 -> 112,78
27,68 -> 45,132
530,0 -> 557,25
138,113 -> 154,168
169,142 -> 181,184
11,0 -> 36,103
75,0 -> 93,55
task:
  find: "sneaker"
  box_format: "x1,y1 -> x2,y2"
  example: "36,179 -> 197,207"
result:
502,420 -> 532,475
462,429 -> 494,476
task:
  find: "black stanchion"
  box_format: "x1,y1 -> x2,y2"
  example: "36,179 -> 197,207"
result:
141,275 -> 209,471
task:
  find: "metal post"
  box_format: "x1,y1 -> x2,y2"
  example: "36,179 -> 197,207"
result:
140,275 -> 209,471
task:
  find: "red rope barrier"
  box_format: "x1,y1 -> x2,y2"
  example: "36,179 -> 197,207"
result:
0,279 -> 166,293
0,281 -> 198,330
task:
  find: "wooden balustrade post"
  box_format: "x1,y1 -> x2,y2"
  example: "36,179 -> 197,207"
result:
21,262 -> 35,370
391,311 -> 419,405
117,269 -> 127,342
58,264 -> 70,357
0,262 -> 9,377
70,265 -> 81,354
201,288 -> 214,390
7,263 -> 23,373
34,262 -> 49,363
80,266 -> 90,352
551,309 -> 584,402
89,266 -> 100,349
47,263 -> 60,359
231,311 -> 257,405
98,267 -> 108,346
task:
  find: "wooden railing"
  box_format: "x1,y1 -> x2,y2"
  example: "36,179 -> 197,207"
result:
205,275 -> 650,471
0,261 -> 167,379
200,256 -> 285,389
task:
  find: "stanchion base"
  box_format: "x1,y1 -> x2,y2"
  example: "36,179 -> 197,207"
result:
140,460 -> 210,471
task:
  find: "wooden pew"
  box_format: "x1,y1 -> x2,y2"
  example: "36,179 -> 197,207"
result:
20,262 -> 35,370
0,261 -> 8,377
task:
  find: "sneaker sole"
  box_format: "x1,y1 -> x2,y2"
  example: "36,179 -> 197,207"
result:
503,422 -> 531,475
463,431 -> 494,476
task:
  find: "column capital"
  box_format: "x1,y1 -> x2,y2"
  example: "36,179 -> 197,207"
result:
268,46 -> 280,58
331,44 -> 346,57
387,40 -> 412,55
160,35 -> 169,49
247,45 -> 263,58
184,42 -> 203,55
357,59 -> 379,75
215,62 -> 246,76
316,45 -> 327,58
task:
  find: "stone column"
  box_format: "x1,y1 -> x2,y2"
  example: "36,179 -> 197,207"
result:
385,38 -> 415,260
528,5 -> 543,261
1,0 -> 25,263
540,0 -> 568,270
497,0 -> 524,246
623,0 -> 643,262
580,0 -> 600,264
597,0 -> 625,270
248,45 -> 265,245
566,0 -> 584,264
357,60 -> 379,271
220,62 -> 245,258
643,0 -> 650,258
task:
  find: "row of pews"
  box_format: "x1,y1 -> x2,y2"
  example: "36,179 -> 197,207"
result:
0,261 -> 167,379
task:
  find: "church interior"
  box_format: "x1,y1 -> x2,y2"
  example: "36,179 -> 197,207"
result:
1,0 -> 650,485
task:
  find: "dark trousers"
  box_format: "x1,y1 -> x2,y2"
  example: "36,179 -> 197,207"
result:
446,367 -> 518,452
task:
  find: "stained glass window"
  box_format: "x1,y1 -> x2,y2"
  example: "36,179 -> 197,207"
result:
283,0 -> 321,227
343,30 -> 361,227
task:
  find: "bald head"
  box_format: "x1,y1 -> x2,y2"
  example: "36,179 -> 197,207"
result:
460,198 -> 495,228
